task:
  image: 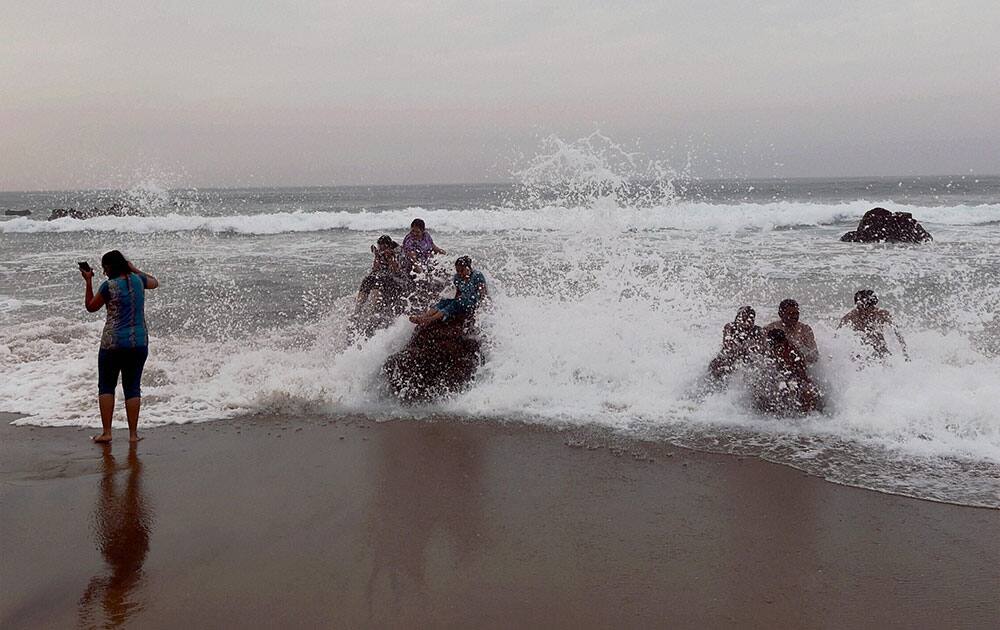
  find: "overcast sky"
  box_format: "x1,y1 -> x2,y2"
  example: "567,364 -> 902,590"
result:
2,1 -> 998,190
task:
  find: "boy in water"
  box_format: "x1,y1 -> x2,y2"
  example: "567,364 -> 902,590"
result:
409,256 -> 487,327
402,218 -> 446,264
765,299 -> 819,365
838,289 -> 909,360
709,306 -> 764,379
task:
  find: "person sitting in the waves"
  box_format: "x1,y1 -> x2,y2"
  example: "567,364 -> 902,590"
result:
838,289 -> 909,360
709,306 -> 764,379
81,250 -> 159,443
402,218 -> 446,264
409,256 -> 487,327
765,299 -> 819,365
751,329 -> 823,414
356,235 -> 410,312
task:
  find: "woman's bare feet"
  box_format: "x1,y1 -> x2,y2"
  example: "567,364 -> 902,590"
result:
92,433 -> 113,443
128,434 -> 143,443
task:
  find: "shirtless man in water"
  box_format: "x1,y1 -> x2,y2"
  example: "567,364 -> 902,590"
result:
838,289 -> 909,360
764,299 -> 819,365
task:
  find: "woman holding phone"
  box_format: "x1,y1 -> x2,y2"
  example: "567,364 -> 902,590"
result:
80,250 -> 159,443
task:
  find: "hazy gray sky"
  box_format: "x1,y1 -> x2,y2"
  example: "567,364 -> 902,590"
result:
2,1 -> 998,189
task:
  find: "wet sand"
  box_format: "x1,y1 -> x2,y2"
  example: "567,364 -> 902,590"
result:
1,412 -> 997,629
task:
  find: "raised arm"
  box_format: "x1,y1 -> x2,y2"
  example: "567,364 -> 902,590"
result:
81,269 -> 105,312
128,260 -> 159,289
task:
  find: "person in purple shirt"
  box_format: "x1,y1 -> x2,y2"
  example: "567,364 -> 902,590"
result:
402,218 -> 446,264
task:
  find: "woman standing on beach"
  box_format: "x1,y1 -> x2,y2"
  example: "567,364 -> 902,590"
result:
80,250 -> 159,443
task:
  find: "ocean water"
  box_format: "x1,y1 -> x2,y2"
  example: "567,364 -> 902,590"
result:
2,147 -> 999,507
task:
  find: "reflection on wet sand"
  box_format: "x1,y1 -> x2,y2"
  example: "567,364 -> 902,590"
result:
365,424 -> 485,624
78,444 -> 152,629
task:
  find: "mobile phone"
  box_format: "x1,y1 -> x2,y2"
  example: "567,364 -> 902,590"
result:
78,261 -> 92,272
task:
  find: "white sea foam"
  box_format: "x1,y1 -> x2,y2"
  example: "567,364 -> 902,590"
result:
3,201 -> 999,236
0,296 -> 35,313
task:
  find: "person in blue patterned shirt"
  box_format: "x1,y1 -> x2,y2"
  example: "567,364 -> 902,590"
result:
81,250 -> 159,443
409,256 -> 487,327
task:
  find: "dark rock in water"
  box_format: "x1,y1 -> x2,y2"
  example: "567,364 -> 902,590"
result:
48,208 -> 84,220
48,202 -> 141,221
840,207 -> 932,243
4,209 -> 31,216
383,318 -> 484,402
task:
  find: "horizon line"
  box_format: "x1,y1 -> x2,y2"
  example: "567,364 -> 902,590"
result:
2,173 -> 999,195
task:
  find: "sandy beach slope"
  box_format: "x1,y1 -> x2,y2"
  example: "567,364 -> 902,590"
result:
1,412 -> 997,629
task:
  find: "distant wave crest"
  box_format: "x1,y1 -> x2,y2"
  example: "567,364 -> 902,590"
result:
3,201 -> 999,235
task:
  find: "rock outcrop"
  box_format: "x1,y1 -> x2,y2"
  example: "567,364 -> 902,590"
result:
840,207 -> 932,243
382,318 -> 484,402
48,202 -> 140,221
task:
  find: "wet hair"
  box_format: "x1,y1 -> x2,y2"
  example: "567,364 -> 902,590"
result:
410,218 -> 425,230
377,235 -> 398,248
767,328 -> 787,344
736,306 -> 756,322
854,289 -> 878,307
778,299 -> 798,312
455,256 -> 472,269
101,250 -> 130,278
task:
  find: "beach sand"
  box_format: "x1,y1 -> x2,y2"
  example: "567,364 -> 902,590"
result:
1,412 -> 997,629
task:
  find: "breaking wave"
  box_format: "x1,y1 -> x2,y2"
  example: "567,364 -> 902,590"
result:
3,201 -> 1000,235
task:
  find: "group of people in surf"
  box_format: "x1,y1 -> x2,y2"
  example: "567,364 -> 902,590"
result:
707,291 -> 908,415
353,218 -> 488,334
77,227 -> 915,441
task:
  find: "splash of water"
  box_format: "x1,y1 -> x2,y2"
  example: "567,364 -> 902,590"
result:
509,132 -> 683,209
124,180 -> 173,213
